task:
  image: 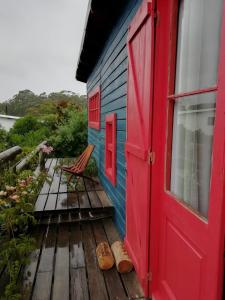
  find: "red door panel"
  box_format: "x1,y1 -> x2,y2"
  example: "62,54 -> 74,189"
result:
151,0 -> 225,299
125,0 -> 154,295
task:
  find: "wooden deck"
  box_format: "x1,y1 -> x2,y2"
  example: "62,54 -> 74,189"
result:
22,219 -> 146,300
1,158 -> 147,299
34,158 -> 114,225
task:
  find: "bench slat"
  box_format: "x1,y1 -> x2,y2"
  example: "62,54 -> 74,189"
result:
61,144 -> 95,175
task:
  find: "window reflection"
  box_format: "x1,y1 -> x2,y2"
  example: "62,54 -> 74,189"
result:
170,93 -> 216,218
175,0 -> 223,93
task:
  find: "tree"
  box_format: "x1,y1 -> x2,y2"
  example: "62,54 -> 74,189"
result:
0,90 -> 87,117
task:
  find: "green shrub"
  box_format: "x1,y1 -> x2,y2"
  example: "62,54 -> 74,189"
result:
0,170 -> 47,299
84,157 -> 98,177
40,114 -> 58,131
0,128 -> 8,152
4,102 -> 88,162
8,115 -> 49,149
10,115 -> 41,136
50,110 -> 88,157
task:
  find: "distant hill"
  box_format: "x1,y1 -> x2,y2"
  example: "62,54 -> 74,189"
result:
0,90 -> 87,117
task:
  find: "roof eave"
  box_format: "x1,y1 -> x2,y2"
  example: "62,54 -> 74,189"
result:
76,0 -> 129,83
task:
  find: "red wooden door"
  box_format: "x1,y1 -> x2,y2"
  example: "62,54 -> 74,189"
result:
125,0 -> 155,295
151,0 -> 225,299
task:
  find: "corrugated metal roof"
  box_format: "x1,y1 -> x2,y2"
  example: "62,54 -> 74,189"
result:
0,114 -> 20,120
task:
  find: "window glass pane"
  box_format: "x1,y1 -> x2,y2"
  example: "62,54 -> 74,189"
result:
175,0 -> 223,93
170,92 -> 216,218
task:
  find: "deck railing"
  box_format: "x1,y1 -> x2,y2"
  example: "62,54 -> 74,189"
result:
0,141 -> 47,174
0,146 -> 22,167
15,141 -> 47,174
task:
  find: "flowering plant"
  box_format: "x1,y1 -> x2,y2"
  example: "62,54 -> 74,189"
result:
40,145 -> 54,155
0,170 -> 47,299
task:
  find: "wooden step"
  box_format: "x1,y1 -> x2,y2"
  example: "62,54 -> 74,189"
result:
36,210 -> 114,225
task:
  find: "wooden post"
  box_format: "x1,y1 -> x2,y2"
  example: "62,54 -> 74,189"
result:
39,151 -> 46,171
16,141 -> 47,173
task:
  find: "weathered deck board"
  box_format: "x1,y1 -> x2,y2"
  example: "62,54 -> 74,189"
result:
32,272 -> 52,300
56,193 -> 68,210
35,159 -> 113,223
49,160 -> 61,194
18,158 -> 147,299
70,223 -> 85,269
88,191 -> 102,208
84,177 -> 94,191
70,268 -> 89,300
44,194 -> 57,211
39,158 -> 56,195
21,219 -> 146,300
22,226 -> 46,300
69,223 -> 89,300
67,192 -> 79,209
35,194 -> 48,211
97,190 -> 113,207
44,158 -> 52,171
92,177 -> 104,190
82,223 -> 108,300
51,225 -> 70,300
36,225 -> 57,273
48,158 -> 57,177
59,172 -> 67,193
92,222 -> 127,300
103,219 -> 145,299
78,191 -> 91,209
32,225 -> 57,300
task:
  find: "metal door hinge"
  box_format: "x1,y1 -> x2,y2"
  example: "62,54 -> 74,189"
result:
146,272 -> 152,282
154,11 -> 160,25
147,151 -> 155,165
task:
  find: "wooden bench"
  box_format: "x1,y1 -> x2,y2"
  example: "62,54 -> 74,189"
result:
61,144 -> 97,191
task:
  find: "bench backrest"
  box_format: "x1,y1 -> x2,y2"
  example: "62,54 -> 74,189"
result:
71,144 -> 95,174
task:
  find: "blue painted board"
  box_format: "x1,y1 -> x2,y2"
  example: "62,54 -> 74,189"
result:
87,0 -> 142,237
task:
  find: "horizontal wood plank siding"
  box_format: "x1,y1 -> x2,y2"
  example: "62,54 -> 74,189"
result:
87,0 -> 142,237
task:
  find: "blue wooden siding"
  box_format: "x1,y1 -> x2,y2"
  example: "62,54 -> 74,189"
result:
87,0 -> 142,237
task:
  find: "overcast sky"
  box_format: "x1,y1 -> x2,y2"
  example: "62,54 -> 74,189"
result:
0,0 -> 89,102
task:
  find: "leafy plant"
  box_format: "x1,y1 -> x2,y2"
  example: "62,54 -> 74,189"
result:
84,157 -> 98,177
0,171 -> 47,299
50,109 -> 88,157
0,169 -> 17,191
9,116 -> 41,136
0,129 -> 8,152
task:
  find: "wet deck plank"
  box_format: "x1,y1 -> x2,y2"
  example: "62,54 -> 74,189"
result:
88,191 -> 102,208
56,193 -> 68,210
39,158 -> 57,195
24,158 -> 146,299
49,160 -> 61,194
44,194 -> 57,211
51,225 -> 70,300
35,194 -> 47,211
70,268 -> 89,300
103,219 -> 145,299
67,192 -> 79,209
32,225 -> 57,300
70,223 -> 85,269
22,226 -> 46,300
35,158 -> 113,221
22,219 -> 146,300
82,223 -> 108,300
92,222 -> 127,300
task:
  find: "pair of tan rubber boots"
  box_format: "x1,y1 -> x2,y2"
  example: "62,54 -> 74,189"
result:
96,241 -> 133,273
